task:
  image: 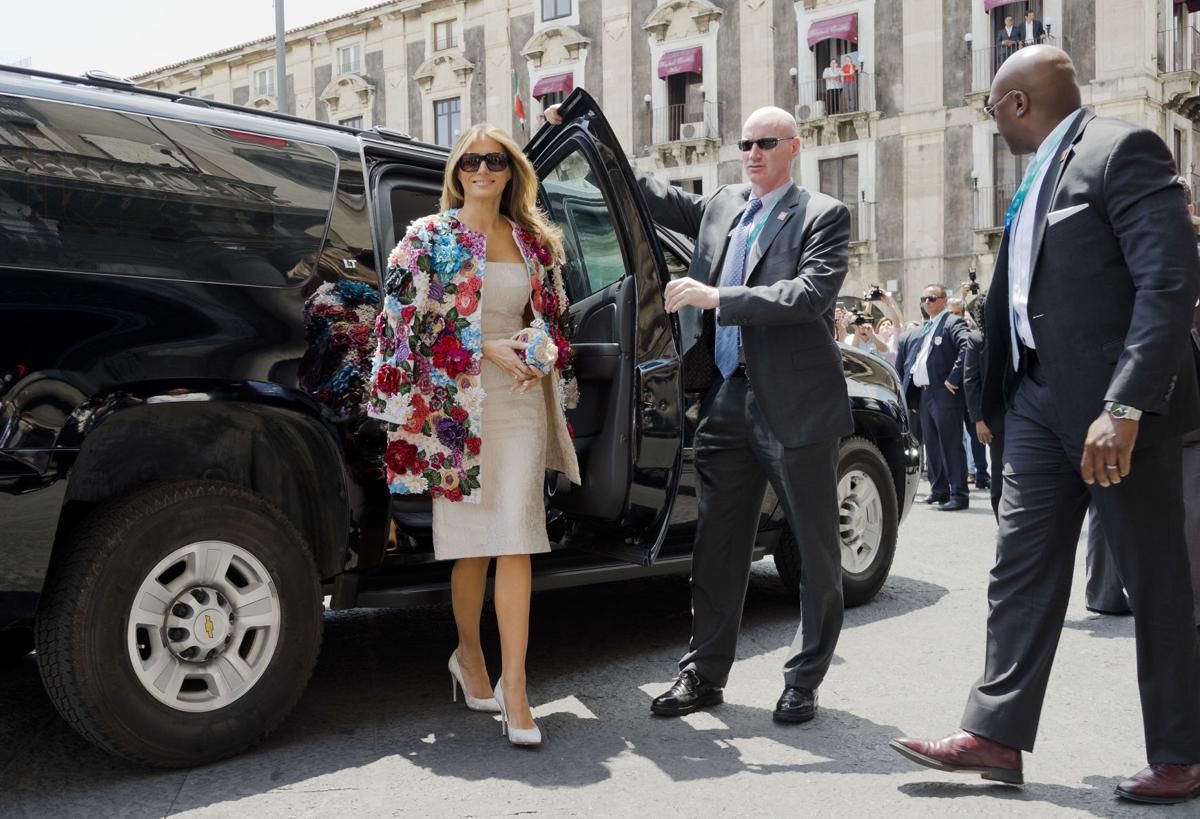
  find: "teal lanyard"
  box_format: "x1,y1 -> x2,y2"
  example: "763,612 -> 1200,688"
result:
1003,112 -> 1076,233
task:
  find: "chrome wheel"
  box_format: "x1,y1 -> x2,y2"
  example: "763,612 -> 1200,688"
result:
838,468 -> 884,575
127,540 -> 281,713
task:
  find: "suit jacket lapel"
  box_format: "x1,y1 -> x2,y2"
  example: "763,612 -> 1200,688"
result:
745,184 -> 802,282
1027,110 -> 1094,286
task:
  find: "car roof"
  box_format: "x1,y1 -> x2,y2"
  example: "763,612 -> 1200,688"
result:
0,64 -> 447,164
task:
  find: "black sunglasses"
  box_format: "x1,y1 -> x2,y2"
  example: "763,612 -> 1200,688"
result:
920,295 -> 943,303
458,152 -> 511,172
737,137 -> 794,152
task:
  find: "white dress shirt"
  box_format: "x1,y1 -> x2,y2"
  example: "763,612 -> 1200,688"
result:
1008,108 -> 1083,356
911,311 -> 948,388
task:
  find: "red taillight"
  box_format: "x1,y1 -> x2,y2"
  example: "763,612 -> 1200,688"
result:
217,129 -> 289,149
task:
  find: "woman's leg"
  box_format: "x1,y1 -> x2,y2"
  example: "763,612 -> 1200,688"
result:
451,556 -> 494,698
494,553 -> 535,729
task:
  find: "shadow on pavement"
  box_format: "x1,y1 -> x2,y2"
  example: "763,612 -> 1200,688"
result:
0,567 -> 947,816
897,776 -> 1190,818
1063,614 -> 1136,640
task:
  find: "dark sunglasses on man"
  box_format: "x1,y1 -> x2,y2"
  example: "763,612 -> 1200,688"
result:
919,295 -> 943,303
458,152 -> 511,172
737,136 -> 794,152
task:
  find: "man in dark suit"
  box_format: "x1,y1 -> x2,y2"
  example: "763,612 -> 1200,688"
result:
544,103 -> 851,724
891,46 -> 1200,805
1020,10 -> 1046,46
962,301 -> 1003,517
903,285 -> 971,510
996,15 -> 1020,67
895,325 -> 925,448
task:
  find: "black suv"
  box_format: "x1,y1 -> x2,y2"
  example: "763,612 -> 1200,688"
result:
0,67 -> 919,767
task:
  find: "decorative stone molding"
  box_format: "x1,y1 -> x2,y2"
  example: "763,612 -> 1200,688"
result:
521,25 -> 591,69
641,0 -> 723,43
248,95 -> 278,110
413,52 -> 475,93
319,73 -> 375,115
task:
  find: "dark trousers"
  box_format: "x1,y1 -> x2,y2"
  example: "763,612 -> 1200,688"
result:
1084,505 -> 1130,615
961,371 -> 1200,762
966,408 -> 990,483
988,434 -> 1004,518
919,386 -> 969,503
1186,441 -> 1200,626
681,375 -> 843,690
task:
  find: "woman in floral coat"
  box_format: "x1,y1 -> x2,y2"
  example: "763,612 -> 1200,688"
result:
367,123 -> 579,746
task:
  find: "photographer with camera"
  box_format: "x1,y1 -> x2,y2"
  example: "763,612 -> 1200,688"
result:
859,284 -> 903,363
843,308 -> 889,358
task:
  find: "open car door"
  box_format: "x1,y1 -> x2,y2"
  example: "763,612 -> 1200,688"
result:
524,89 -> 683,566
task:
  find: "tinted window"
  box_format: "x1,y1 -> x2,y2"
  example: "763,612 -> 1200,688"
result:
0,95 -> 337,285
539,148 -> 625,300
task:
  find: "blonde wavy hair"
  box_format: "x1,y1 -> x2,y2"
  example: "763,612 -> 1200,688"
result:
441,123 -> 565,263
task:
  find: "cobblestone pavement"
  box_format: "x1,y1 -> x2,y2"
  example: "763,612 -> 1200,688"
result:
1,482 -> 1193,817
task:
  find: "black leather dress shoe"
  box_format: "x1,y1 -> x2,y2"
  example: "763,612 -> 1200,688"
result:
935,499 -> 969,511
923,495 -> 949,505
974,480 -> 991,490
650,669 -> 723,716
773,686 -> 818,723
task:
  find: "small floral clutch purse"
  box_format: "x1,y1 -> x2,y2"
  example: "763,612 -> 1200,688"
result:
513,319 -> 558,374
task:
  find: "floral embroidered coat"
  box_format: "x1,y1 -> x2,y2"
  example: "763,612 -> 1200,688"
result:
366,210 -> 581,502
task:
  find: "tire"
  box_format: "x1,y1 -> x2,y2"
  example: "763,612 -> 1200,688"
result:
774,436 -> 899,608
0,628 -> 34,662
35,481 -> 323,767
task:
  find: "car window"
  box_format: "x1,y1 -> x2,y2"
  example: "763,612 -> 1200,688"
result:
388,185 -> 440,249
538,148 -> 624,301
0,95 -> 337,286
660,242 -> 689,280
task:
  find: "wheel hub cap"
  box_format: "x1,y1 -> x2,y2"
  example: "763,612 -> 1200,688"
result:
127,540 -> 282,712
837,468 -> 884,575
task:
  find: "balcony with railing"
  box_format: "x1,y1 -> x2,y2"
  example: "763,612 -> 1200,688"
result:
795,73 -> 877,126
1159,26 -> 1200,118
647,100 -> 720,162
972,182 -> 1017,254
968,35 -> 1066,95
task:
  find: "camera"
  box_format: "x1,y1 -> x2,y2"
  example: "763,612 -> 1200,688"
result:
849,309 -> 873,327
863,284 -> 885,301
967,267 -> 980,295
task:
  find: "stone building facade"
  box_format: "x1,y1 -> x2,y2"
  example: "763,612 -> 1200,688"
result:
133,0 -> 1200,318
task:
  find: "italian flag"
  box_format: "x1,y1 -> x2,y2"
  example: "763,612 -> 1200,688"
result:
513,71 -> 526,126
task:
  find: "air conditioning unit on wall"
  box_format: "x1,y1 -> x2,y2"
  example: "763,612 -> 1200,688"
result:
796,100 -> 826,121
679,121 -> 705,140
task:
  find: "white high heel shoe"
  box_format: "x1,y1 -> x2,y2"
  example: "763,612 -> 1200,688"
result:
493,679 -> 542,747
448,652 -> 500,713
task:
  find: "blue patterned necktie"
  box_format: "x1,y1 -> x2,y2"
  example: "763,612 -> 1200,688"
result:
714,197 -> 764,377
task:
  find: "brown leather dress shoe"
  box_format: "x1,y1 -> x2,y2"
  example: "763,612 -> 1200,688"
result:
1116,763 -> 1200,804
890,731 -> 1023,784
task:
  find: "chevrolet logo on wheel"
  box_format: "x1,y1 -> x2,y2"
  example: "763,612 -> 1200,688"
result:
204,614 -> 214,640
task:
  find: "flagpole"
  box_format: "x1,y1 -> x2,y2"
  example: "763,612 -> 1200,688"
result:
274,0 -> 288,114
506,10 -> 525,138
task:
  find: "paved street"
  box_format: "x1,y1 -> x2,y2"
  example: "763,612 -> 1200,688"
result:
0,482 -> 1193,818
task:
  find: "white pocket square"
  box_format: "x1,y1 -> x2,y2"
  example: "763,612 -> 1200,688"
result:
1047,203 -> 1089,225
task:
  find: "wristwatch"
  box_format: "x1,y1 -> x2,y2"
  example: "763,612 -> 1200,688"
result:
1105,401 -> 1143,421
